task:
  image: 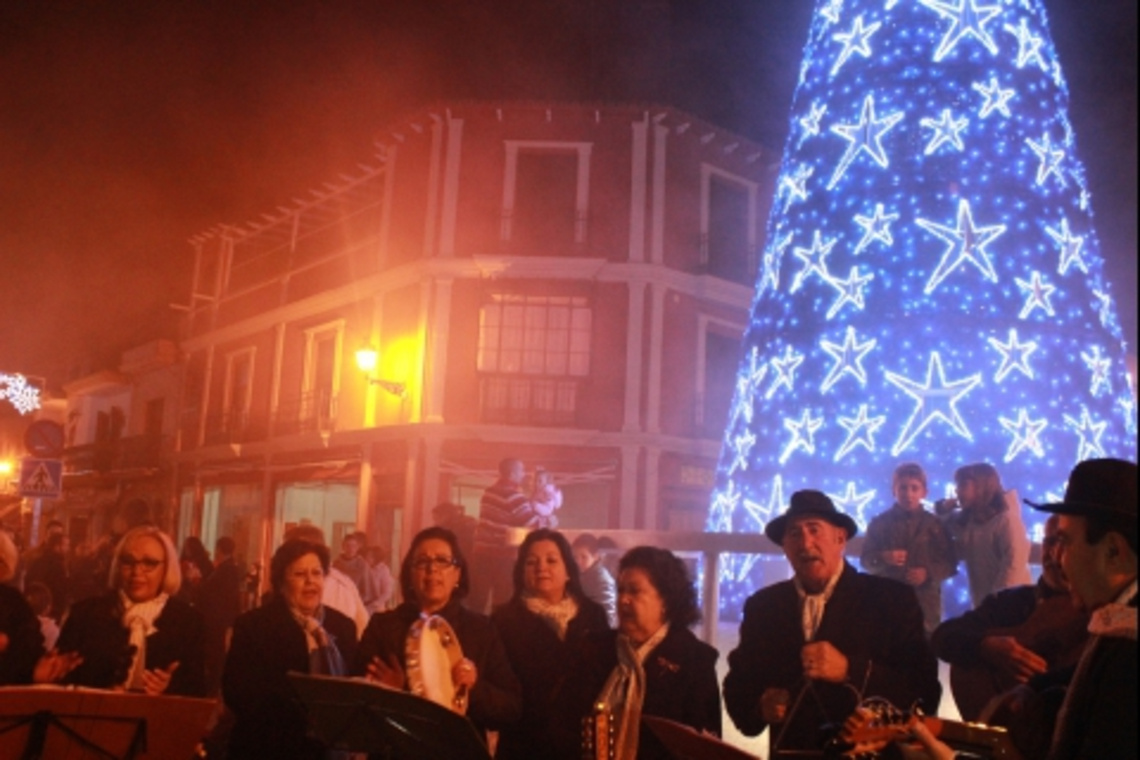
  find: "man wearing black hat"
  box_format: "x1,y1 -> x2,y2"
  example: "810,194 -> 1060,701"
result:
1024,457 -> 1137,760
723,489 -> 941,756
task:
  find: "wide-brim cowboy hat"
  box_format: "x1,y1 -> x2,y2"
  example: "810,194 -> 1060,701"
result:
765,489 -> 859,546
1025,458 -> 1137,520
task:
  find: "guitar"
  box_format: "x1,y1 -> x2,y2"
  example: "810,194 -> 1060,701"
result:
831,700 -> 1022,759
950,594 -> 1088,721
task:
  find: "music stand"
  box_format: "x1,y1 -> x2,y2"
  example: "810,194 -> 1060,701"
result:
288,672 -> 491,760
0,685 -> 216,760
642,715 -> 759,760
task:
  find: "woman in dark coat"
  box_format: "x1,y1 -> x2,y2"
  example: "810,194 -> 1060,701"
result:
491,529 -> 610,760
353,526 -> 521,749
53,525 -> 206,696
0,530 -> 45,685
222,538 -> 357,760
567,546 -> 721,760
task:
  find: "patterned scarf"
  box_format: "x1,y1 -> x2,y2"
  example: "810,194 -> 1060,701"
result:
596,623 -> 670,760
119,590 -> 169,690
290,605 -> 346,676
794,568 -> 842,642
523,593 -> 580,641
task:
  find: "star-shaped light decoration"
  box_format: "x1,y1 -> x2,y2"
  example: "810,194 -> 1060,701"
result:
766,345 -> 805,399
0,373 -> 41,415
1016,271 -> 1056,319
708,480 -> 741,533
919,0 -> 1002,62
917,199 -> 1005,294
828,481 -> 878,532
742,475 -> 785,535
987,328 -> 1038,382
799,102 -> 828,140
999,408 -> 1047,462
1080,346 -> 1113,397
759,233 -> 792,296
828,94 -> 905,189
1045,218 -> 1087,276
1026,132 -> 1066,187
791,230 -> 837,292
730,430 -> 758,474
972,76 -> 1015,119
822,0 -> 845,24
920,109 -> 969,155
781,164 -> 814,210
853,203 -> 900,254
831,15 -> 882,76
825,266 -> 875,319
730,347 -> 768,427
885,352 -> 984,455
1004,18 -> 1046,70
780,409 -> 825,464
1092,289 -> 1113,328
820,326 -> 878,392
835,404 -> 886,461
1063,407 -> 1106,461
1118,393 -> 1138,437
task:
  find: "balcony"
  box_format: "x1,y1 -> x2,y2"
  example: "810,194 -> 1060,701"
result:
202,410 -> 269,446
63,434 -> 169,474
271,390 -> 338,437
479,375 -> 579,427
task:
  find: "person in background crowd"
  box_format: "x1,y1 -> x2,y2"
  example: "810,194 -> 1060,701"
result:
527,466 -> 563,529
24,581 -> 60,651
333,530 -> 380,610
364,544 -> 394,613
937,462 -> 1032,608
861,462 -> 958,636
353,526 -> 521,746
492,529 -> 609,759
69,540 -> 103,604
0,530 -> 45,685
572,532 -> 617,628
567,546 -> 721,760
49,525 -> 206,696
932,514 -> 1088,725
177,536 -> 213,606
25,533 -> 70,620
468,458 -> 534,613
197,535 -> 244,696
283,524 -> 370,638
724,490 -> 940,756
432,501 -> 477,562
223,538 -> 358,760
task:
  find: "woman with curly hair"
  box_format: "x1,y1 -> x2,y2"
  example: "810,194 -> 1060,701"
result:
567,545 -> 721,759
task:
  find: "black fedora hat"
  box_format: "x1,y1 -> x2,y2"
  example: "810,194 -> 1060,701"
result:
1025,458 -> 1137,520
765,489 -> 859,546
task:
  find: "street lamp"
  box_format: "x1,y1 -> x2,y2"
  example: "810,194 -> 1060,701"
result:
354,346 -> 406,398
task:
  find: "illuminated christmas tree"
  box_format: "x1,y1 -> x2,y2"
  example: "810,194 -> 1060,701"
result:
709,0 -> 1137,616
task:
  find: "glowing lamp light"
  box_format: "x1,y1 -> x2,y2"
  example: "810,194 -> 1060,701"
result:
354,346 -> 406,398
707,0 -> 1137,621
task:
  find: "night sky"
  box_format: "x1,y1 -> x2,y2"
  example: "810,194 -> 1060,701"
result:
1,0 -> 1134,391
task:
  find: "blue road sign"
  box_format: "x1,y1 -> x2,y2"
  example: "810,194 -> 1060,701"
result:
19,458 -> 63,499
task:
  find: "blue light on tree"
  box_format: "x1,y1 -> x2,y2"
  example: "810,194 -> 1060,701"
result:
708,0 -> 1137,619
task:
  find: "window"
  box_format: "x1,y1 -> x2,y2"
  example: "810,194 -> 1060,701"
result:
501,141 -> 592,251
477,295 -> 591,425
701,166 -> 759,284
302,321 -> 343,433
223,348 -> 255,436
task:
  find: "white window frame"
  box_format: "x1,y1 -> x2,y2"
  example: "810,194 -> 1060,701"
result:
501,140 -> 593,244
302,319 -> 345,399
222,347 -> 256,425
699,164 -> 759,269
478,295 -> 592,378
695,315 -> 745,427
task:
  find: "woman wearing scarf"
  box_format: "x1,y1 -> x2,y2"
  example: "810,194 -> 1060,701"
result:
569,546 -> 721,760
352,526 -> 521,749
223,538 -> 357,760
492,529 -> 610,759
52,525 -> 205,696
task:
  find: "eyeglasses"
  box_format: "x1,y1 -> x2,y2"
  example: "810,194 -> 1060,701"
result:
120,556 -> 164,572
411,556 -> 458,572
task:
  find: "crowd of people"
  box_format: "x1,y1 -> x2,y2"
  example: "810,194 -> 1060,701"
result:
0,455 -> 1134,759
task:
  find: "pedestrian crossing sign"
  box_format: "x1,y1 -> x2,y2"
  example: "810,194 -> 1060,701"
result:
19,458 -> 63,499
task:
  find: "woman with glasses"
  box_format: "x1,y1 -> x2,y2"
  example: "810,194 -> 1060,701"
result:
353,526 -> 521,743
50,525 -> 206,696
222,537 -> 358,760
491,529 -> 610,760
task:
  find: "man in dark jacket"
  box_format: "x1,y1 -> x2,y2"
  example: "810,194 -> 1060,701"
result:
723,490 -> 940,757
197,535 -> 243,695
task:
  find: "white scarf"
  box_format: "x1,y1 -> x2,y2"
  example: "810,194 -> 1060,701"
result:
119,590 -> 169,690
794,568 -> 842,642
523,593 -> 580,641
597,623 -> 670,760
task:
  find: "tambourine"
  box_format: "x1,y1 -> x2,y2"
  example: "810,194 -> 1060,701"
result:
581,702 -> 615,760
405,614 -> 468,714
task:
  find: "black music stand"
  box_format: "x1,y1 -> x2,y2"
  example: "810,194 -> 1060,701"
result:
0,686 -> 216,760
288,673 -> 491,760
642,715 -> 759,760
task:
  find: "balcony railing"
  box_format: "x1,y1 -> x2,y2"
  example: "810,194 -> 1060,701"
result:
479,375 -> 579,426
202,410 -> 269,446
63,434 -> 169,474
272,390 -> 338,437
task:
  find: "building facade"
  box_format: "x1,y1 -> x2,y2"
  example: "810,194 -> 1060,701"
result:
174,103 -> 775,577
